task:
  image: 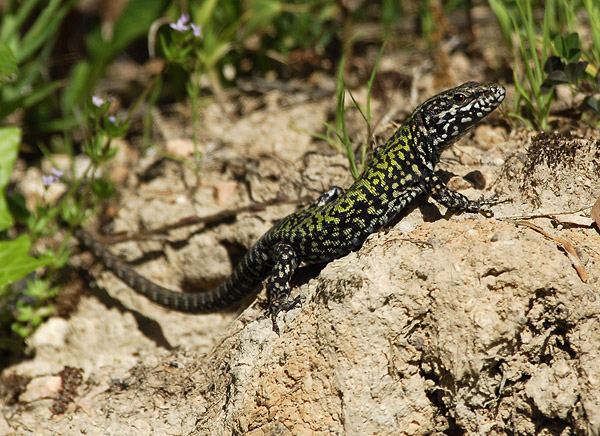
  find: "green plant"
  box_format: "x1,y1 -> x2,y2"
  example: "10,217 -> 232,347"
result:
315,41 -> 386,179
157,7 -> 231,169
3,277 -> 58,342
154,1 -> 344,171
1,0 -> 329,349
244,0 -> 340,61
0,127 -> 55,350
63,0 -> 170,121
0,94 -> 128,350
542,33 -> 600,116
0,0 -> 77,122
0,0 -> 169,150
508,0 -> 554,129
489,0 -> 600,129
582,0 -> 600,70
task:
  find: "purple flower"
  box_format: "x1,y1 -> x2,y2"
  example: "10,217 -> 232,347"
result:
43,168 -> 64,187
42,175 -> 55,187
108,115 -> 117,123
92,95 -> 105,107
170,13 -> 190,32
191,23 -> 203,38
50,168 -> 64,178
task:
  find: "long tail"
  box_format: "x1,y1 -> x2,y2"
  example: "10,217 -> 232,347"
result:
74,227 -> 272,312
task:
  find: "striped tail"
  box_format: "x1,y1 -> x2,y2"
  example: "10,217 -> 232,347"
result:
74,227 -> 273,312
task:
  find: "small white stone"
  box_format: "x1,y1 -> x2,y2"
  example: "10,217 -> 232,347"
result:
165,138 -> 195,157
29,317 -> 69,349
19,376 -> 62,402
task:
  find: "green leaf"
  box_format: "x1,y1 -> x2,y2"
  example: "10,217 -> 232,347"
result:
20,80 -> 61,109
81,0 -> 169,106
567,48 -> 582,64
1,0 -> 40,42
0,42 -> 18,77
554,34 -> 569,60
554,33 -> 582,64
17,0 -> 76,63
564,61 -> 588,82
245,0 -> 282,35
543,56 -> 563,74
7,193 -> 31,225
583,96 -> 600,114
545,70 -> 570,84
564,33 -> 580,52
102,117 -> 130,139
86,0 -> 169,63
0,235 -> 54,289
0,127 -> 21,231
196,0 -> 219,26
0,81 -> 61,120
91,178 -> 115,200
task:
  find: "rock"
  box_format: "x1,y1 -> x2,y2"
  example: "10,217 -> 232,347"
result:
165,137 -> 195,157
193,219 -> 599,436
498,132 -> 600,210
0,413 -> 12,435
4,203 -> 598,436
214,181 -> 238,206
525,360 -> 579,420
19,376 -> 62,402
28,317 -> 69,349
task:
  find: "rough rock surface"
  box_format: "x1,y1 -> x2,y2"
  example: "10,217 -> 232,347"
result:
192,217 -> 599,436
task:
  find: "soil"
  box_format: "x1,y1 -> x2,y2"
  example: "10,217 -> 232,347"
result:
2,48 -> 600,435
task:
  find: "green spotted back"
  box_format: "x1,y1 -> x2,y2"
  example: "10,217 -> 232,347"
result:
265,82 -> 506,263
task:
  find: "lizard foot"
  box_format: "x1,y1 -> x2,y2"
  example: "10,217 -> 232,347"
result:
268,294 -> 304,335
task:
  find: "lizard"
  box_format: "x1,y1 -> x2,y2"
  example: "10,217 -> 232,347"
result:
75,81 -> 506,333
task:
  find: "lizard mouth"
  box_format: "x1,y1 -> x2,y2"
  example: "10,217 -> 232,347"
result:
485,85 -> 506,107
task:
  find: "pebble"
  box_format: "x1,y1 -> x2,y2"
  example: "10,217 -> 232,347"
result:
166,137 -> 195,157
29,317 -> 69,349
19,376 -> 62,402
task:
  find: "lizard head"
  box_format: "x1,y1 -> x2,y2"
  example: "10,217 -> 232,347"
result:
415,81 -> 505,155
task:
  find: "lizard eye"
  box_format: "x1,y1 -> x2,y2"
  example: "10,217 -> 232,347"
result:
453,93 -> 466,104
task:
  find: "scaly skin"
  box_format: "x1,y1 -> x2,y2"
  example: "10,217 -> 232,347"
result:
76,81 -> 506,333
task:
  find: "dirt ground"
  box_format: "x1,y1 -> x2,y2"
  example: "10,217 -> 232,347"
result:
2,47 -> 600,436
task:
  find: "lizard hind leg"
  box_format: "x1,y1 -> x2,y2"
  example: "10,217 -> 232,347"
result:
267,241 -> 303,334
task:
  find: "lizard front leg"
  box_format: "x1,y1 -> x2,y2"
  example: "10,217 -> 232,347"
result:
424,173 -> 503,216
267,241 -> 303,334
311,185 -> 344,208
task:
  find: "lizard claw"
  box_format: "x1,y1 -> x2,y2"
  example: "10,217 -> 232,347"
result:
474,193 -> 511,217
269,295 -> 304,335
